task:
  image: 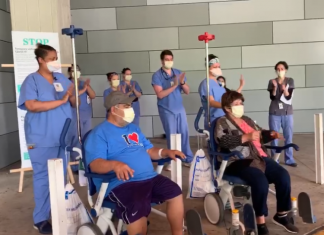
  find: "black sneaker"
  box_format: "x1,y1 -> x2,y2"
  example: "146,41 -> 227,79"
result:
286,163 -> 297,167
257,223 -> 269,235
272,213 -> 299,233
33,220 -> 52,234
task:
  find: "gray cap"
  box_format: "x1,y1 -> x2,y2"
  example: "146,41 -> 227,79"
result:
104,91 -> 136,110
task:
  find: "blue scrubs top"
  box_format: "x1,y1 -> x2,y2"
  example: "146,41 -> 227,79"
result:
18,72 -> 73,147
85,121 -> 157,196
151,68 -> 186,114
198,78 -> 226,126
120,80 -> 142,118
71,80 -> 92,120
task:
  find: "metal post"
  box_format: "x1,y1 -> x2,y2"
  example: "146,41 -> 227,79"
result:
314,113 -> 324,184
205,42 -> 210,127
198,32 -> 215,128
62,25 -> 84,144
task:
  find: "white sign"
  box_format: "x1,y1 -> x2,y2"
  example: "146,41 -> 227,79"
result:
12,31 -> 62,168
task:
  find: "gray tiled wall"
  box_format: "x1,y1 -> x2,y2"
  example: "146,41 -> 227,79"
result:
70,0 -> 324,137
0,1 -> 20,168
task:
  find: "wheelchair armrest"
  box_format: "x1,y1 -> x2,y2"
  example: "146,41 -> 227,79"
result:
194,107 -> 204,134
210,150 -> 244,161
84,172 -> 116,182
265,143 -> 299,153
151,156 -> 183,164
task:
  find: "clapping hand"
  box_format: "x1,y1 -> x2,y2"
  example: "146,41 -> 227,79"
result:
178,72 -> 186,84
239,75 -> 245,87
62,84 -> 74,103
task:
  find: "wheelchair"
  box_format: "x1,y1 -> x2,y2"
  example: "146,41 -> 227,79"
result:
74,130 -> 186,235
194,107 -> 301,234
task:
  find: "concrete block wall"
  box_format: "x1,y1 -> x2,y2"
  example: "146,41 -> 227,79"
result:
0,0 -> 20,168
71,0 -> 324,137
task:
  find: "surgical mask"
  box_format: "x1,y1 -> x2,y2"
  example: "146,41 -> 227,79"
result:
47,61 -> 61,72
125,75 -> 132,81
211,68 -> 222,77
114,106 -> 135,124
231,105 -> 244,118
111,80 -> 120,87
71,71 -> 81,79
219,81 -> 225,87
164,61 -> 173,69
277,70 -> 286,79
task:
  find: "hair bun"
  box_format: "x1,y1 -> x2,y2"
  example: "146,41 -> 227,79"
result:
36,43 -> 43,48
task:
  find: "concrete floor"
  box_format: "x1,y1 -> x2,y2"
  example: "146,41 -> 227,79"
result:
0,134 -> 324,235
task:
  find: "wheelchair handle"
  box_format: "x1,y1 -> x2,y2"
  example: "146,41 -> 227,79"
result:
265,143 -> 299,153
59,118 -> 72,149
194,107 -> 205,134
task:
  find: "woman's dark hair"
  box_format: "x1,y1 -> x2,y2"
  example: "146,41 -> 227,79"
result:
121,68 -> 131,74
221,90 -> 245,113
207,54 -> 218,61
106,72 -> 118,81
34,43 -> 56,61
68,64 -> 80,73
275,61 -> 289,70
160,50 -> 173,60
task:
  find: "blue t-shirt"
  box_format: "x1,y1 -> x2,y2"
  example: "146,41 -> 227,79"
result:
84,121 -> 157,196
120,80 -> 142,117
198,78 -> 226,127
18,72 -> 73,147
151,68 -> 186,114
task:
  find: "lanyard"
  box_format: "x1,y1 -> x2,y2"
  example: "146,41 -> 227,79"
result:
160,68 -> 175,80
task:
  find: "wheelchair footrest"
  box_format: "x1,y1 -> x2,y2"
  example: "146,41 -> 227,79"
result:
233,186 -> 250,199
298,192 -> 316,224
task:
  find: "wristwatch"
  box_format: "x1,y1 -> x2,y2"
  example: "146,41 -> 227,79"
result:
180,81 -> 186,85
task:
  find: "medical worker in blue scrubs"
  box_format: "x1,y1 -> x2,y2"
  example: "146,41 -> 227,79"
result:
198,54 -> 226,130
120,67 -> 142,126
68,65 -> 96,137
103,72 -> 120,118
68,65 -> 96,172
152,50 -> 193,169
18,43 -> 77,234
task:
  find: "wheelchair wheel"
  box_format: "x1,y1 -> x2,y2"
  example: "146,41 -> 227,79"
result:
77,223 -> 104,235
204,193 -> 224,225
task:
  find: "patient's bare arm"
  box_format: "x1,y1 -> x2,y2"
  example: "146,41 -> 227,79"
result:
90,159 -> 134,181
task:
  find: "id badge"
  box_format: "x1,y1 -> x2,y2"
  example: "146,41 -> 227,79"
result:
87,95 -> 90,104
53,83 -> 64,92
279,103 -> 283,109
170,81 -> 174,86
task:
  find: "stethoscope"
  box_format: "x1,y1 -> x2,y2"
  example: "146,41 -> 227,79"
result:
160,68 -> 175,80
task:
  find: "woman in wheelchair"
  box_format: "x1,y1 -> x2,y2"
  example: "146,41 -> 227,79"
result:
215,90 -> 299,235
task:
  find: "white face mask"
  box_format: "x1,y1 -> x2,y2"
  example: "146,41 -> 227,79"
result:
125,75 -> 132,81
111,80 -> 120,87
47,61 -> 61,72
164,61 -> 173,69
71,71 -> 81,79
211,68 -> 222,77
231,105 -> 244,118
277,70 -> 286,79
219,81 -> 225,87
114,106 -> 135,124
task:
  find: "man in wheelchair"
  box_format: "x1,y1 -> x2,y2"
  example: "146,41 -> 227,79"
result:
215,90 -> 299,235
84,91 -> 186,235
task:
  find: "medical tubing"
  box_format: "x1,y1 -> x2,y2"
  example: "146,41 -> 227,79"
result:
71,38 -> 82,144
59,118 -> 72,183
205,42 -> 210,127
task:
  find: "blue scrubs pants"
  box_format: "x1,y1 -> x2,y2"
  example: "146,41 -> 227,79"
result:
269,114 -> 295,164
158,107 -> 193,163
29,147 -> 67,224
